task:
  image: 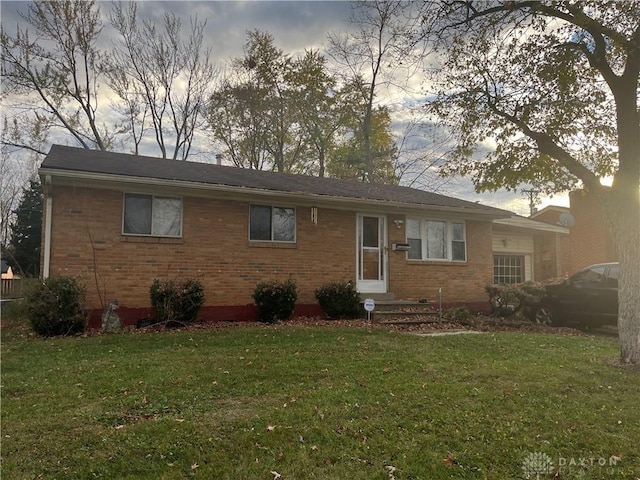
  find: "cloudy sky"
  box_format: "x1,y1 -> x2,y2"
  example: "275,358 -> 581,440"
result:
0,0 -> 568,214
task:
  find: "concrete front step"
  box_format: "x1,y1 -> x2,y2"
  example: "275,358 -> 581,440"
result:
359,292 -> 396,302
359,297 -> 441,323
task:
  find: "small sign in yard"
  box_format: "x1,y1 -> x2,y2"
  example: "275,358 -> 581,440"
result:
363,298 -> 375,322
363,298 -> 375,312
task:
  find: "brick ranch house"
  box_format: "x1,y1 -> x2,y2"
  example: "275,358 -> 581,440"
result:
38,145 -> 566,327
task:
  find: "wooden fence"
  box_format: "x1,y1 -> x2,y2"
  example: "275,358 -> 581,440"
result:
1,278 -> 23,299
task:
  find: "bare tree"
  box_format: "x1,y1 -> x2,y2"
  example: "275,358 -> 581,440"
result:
1,0 -> 112,152
328,0 -> 425,183
105,2 -> 217,160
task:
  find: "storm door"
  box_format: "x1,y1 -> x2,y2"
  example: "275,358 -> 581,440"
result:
356,214 -> 387,293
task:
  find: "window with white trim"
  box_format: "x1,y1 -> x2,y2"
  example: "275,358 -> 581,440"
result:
123,193 -> 182,237
493,255 -> 524,284
406,218 -> 466,261
250,205 -> 296,242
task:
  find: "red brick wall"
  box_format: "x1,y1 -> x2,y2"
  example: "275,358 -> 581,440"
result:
387,217 -> 493,305
568,190 -> 618,271
45,185 -> 495,315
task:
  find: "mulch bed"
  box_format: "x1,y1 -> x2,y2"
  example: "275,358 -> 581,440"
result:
107,314 -> 591,337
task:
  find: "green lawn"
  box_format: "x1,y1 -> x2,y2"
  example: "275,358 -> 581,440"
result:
2,310 -> 639,479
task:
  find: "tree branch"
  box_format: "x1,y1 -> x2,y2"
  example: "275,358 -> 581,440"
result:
483,98 -> 601,191
0,140 -> 48,156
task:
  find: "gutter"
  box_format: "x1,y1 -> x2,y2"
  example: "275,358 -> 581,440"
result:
38,168 -> 511,221
42,175 -> 53,279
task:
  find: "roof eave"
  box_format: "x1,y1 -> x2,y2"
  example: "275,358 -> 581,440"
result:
39,167 -> 509,219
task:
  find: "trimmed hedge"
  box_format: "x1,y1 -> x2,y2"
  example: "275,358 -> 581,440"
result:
252,279 -> 298,323
315,281 -> 361,319
150,278 -> 205,325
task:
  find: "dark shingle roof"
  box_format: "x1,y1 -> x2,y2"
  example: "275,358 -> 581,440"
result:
40,144 -> 509,216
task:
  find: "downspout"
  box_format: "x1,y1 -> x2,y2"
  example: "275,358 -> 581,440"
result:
42,175 -> 53,279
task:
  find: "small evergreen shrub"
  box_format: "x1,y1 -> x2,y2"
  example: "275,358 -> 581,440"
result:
314,281 -> 361,319
25,276 -> 86,336
150,278 -> 205,325
252,279 -> 298,323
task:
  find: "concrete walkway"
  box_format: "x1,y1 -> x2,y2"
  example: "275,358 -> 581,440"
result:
410,329 -> 485,337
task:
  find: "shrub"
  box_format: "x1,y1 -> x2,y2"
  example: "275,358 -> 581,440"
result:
314,281 -> 361,319
25,276 -> 86,336
485,281 -> 546,318
444,306 -> 474,325
252,279 -> 298,323
150,278 -> 205,325
179,279 -> 206,323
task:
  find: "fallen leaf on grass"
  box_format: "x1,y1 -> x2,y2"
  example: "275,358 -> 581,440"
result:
191,463 -> 199,470
444,453 -> 456,467
270,471 -> 281,479
267,425 -> 275,431
385,465 -> 397,479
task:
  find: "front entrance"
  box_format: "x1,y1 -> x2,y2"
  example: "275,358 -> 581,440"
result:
356,214 -> 387,293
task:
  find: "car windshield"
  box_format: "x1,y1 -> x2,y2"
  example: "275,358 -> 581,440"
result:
571,265 -> 606,287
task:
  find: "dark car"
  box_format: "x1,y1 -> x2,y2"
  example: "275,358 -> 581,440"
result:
534,262 -> 619,326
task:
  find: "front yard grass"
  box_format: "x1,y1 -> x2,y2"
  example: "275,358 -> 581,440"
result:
1,311 -> 639,479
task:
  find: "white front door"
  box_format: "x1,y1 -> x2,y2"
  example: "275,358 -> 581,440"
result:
356,214 -> 387,293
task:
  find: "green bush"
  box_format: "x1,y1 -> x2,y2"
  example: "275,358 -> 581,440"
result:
314,281 -> 361,319
150,278 -> 205,325
179,279 -> 206,323
444,306 -> 474,325
485,281 -> 546,318
252,279 -> 298,323
25,276 -> 86,336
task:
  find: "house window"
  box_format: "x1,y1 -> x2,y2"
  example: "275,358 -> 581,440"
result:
493,255 -> 524,284
406,218 -> 466,261
123,193 -> 182,237
250,205 -> 295,242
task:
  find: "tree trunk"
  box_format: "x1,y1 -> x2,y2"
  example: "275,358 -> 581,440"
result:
615,201 -> 640,365
602,188 -> 640,364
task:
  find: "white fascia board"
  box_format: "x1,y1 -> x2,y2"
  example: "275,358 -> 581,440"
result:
39,168 -> 509,220
493,216 -> 569,234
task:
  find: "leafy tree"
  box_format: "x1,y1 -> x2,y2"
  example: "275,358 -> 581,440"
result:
9,178 -> 42,277
328,103 -> 398,184
208,30 -> 342,175
208,31 -> 293,171
289,50 -> 343,177
421,1 -> 640,364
